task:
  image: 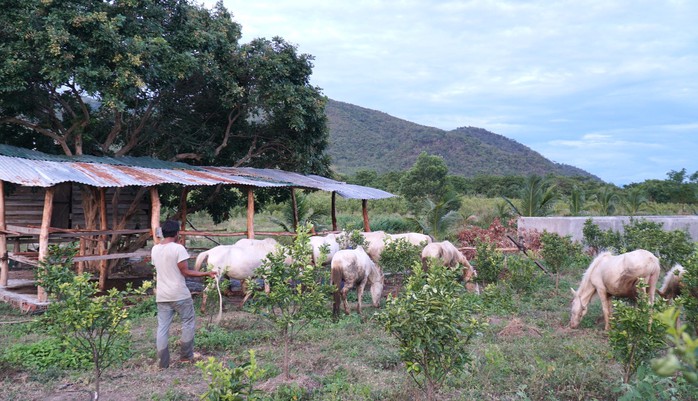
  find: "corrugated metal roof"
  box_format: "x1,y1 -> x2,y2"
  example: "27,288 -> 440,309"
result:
0,145 -> 395,199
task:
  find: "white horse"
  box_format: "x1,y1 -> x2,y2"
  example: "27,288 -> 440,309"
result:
309,233 -> 340,266
421,240 -> 477,284
331,246 -> 384,317
390,232 -> 433,247
658,264 -> 685,300
195,238 -> 282,310
359,231 -> 390,262
570,249 -> 660,330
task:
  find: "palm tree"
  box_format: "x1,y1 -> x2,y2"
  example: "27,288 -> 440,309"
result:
594,187 -> 620,216
568,185 -> 586,216
503,175 -> 557,217
270,193 -> 327,232
414,192 -> 464,240
622,187 -> 648,216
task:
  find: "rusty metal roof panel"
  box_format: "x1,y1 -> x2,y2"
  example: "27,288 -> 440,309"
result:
0,156 -> 88,187
205,167 -> 396,199
0,144 -> 200,170
174,168 -> 287,188
331,183 -> 396,199
0,145 -> 396,198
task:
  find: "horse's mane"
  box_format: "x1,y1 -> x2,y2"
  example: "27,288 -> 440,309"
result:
578,251 -> 613,289
367,260 -> 383,284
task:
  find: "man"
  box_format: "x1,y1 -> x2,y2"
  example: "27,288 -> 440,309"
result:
152,220 -> 217,368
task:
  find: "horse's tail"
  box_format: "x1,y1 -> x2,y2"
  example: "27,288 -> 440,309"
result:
194,250 -> 209,271
331,264 -> 342,318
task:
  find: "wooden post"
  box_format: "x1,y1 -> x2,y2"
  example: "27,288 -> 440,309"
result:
362,199 -> 370,232
78,231 -> 86,274
38,186 -> 55,302
246,187 -> 254,239
98,187 -> 108,291
150,187 -> 161,245
290,188 -> 299,232
0,180 -> 7,287
178,187 -> 189,245
331,192 -> 337,232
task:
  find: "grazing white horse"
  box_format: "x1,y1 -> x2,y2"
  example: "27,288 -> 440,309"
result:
421,240 -> 477,283
390,232 -> 433,247
331,246 -> 384,317
195,238 -> 282,310
309,233 -> 340,266
359,231 -> 391,262
570,249 -> 660,330
658,264 -> 685,300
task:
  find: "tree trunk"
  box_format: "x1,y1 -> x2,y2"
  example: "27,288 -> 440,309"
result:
93,349 -> 101,400
283,329 -> 290,380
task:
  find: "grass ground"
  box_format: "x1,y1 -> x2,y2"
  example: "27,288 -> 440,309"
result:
1,259 -> 695,401
1,207 -> 696,400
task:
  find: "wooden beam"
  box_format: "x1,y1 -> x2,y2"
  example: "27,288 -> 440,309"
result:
37,186 -> 55,302
290,188 -> 299,232
246,187 -> 254,239
331,192 -> 337,231
0,180 -> 7,286
149,187 -> 161,245
78,231 -> 86,274
362,199 -> 370,232
179,187 -> 189,245
98,187 -> 108,291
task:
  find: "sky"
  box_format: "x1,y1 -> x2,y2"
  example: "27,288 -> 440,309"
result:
204,0 -> 698,186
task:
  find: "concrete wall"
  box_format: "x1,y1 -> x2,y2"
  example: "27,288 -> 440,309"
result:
517,216 -> 698,243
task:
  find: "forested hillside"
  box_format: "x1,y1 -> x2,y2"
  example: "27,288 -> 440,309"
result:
326,99 -> 599,180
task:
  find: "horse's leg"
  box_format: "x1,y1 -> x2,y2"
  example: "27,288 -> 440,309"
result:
598,290 -> 612,330
356,283 -> 365,316
200,286 -> 209,313
341,287 -> 351,315
648,272 -> 658,304
239,279 -> 248,309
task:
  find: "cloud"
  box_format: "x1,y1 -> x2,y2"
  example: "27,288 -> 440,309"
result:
204,0 -> 698,185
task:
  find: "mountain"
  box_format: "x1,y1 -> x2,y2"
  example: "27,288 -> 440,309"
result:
325,99 -> 600,180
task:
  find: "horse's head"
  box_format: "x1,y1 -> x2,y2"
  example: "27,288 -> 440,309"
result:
569,288 -> 588,329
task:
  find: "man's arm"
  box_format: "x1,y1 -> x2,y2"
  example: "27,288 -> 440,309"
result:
178,261 -> 217,279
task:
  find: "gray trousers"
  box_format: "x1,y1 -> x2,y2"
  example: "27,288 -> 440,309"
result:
156,298 -> 195,368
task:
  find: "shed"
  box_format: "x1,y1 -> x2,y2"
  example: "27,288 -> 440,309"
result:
0,145 -> 395,306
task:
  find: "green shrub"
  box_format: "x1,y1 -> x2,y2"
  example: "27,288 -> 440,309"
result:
317,368 -> 374,400
36,243 -> 149,399
481,282 -> 517,316
370,215 -> 420,233
678,250 -> 698,333
505,255 -> 538,294
651,307 -> 698,385
616,364 -> 692,401
247,224 -> 333,380
335,229 -> 367,250
377,263 -> 484,401
582,219 -> 695,269
1,337 -> 92,371
197,351 -> 265,400
622,220 -> 694,268
379,237 -> 422,275
582,218 -> 622,253
540,231 -> 576,272
609,281 -> 669,383
473,240 -> 504,284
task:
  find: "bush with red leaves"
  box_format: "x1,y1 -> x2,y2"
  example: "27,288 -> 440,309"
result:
457,218 -> 541,260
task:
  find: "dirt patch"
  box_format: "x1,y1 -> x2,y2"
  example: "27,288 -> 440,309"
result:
497,318 -> 543,338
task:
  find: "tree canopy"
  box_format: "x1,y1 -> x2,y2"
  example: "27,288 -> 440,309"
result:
0,0 -> 330,174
